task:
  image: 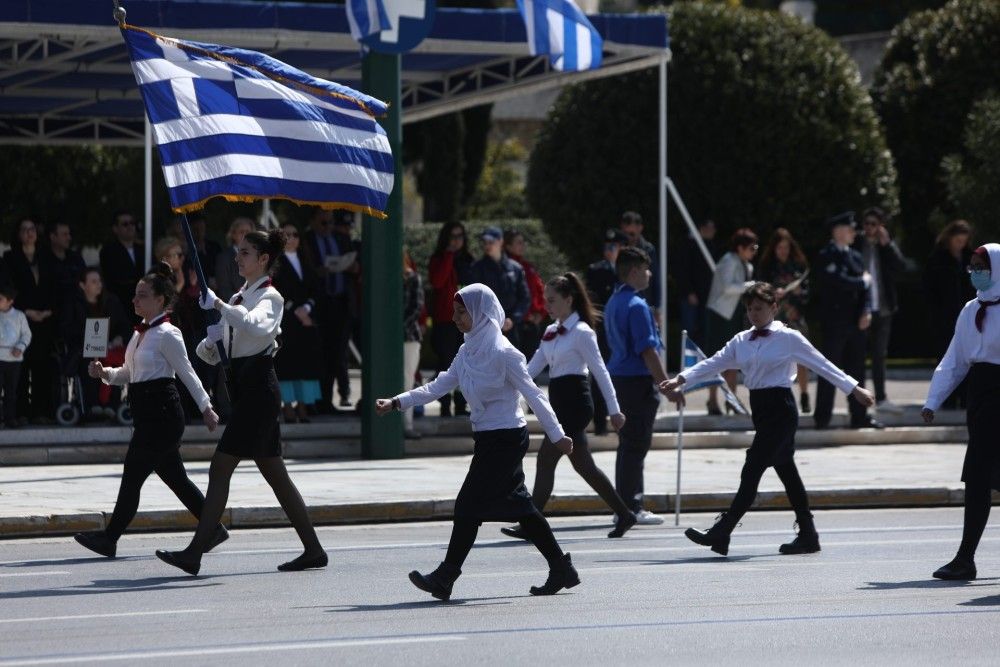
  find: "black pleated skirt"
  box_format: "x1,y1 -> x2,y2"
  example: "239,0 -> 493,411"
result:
217,354 -> 282,458
128,378 -> 185,452
964,363 -> 1000,491
747,387 -> 798,467
454,427 -> 535,522
548,375 -> 594,438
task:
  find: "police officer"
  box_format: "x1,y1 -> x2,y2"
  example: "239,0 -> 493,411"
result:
813,212 -> 883,430
585,229 -> 626,435
469,226 -> 530,349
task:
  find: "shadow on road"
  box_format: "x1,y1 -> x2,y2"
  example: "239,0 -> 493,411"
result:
594,555 -> 761,566
323,594 -> 535,612
860,577 -> 1000,590
0,576 -> 220,600
1,556 -> 124,568
959,594 -> 1000,606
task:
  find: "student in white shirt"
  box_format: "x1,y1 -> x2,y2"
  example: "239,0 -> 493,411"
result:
74,263 -> 225,559
662,282 -> 874,556
156,230 -> 326,576
923,243 -> 1000,581
500,272 -> 636,542
376,283 -> 579,601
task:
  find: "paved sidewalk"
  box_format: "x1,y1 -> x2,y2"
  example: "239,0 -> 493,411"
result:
0,440 -> 973,538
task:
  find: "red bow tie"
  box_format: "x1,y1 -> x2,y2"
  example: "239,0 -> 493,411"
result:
976,298 -> 1000,332
542,325 -> 567,342
233,278 -> 272,306
749,328 -> 771,341
135,314 -> 170,334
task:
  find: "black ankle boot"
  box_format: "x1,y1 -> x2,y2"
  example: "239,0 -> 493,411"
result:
933,555 -> 977,581
409,562 -> 462,600
779,515 -> 821,554
530,553 -> 580,596
684,513 -> 734,556
74,531 -> 117,558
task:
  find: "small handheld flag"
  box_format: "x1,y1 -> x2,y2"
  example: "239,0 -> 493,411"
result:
681,337 -> 749,415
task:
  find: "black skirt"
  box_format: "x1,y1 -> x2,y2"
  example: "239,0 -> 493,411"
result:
548,374 -> 594,439
128,378 -> 185,452
217,354 -> 282,458
454,427 -> 536,522
964,363 -> 1000,491
747,387 -> 798,467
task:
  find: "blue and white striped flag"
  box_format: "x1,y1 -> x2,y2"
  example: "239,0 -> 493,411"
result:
516,0 -> 603,72
346,0 -> 391,43
120,25 -> 394,217
682,337 -> 749,415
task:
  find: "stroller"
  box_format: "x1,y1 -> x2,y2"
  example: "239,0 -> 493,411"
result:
56,344 -> 132,426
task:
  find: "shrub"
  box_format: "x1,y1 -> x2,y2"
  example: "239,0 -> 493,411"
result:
942,95 -> 1000,238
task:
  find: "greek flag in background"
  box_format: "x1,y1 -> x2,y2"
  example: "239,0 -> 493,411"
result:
682,337 -> 749,415
346,0 -> 391,42
516,0 -> 603,72
120,26 -> 394,217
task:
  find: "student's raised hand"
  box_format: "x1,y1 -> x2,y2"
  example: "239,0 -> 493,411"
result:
202,406 -> 220,432
555,436 -> 573,455
851,385 -> 876,408
88,360 -> 105,379
610,413 -> 626,432
921,408 -> 934,424
375,398 -> 395,416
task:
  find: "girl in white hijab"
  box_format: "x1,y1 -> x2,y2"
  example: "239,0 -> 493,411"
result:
924,243 -> 1000,580
377,283 -> 578,601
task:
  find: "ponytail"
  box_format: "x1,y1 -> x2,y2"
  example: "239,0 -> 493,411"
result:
547,272 -> 598,329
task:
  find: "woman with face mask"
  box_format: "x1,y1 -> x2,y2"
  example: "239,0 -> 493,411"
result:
923,244 -> 1000,581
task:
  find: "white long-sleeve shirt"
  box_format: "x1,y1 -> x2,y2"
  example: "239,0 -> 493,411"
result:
925,297 -> 1000,411
197,275 -> 283,364
104,315 -> 211,412
707,251 -> 755,319
679,320 -> 858,395
526,312 -> 621,415
396,345 -> 566,443
0,307 -> 31,362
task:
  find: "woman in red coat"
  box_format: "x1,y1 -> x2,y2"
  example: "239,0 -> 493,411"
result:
428,222 -> 474,416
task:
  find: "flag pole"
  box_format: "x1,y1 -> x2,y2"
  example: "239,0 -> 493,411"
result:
180,214 -> 231,375
675,329 -> 687,527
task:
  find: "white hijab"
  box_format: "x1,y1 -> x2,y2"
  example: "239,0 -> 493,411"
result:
975,243 -> 1000,301
454,283 -> 515,409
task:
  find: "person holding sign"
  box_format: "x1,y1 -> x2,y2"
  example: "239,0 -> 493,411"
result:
156,229 -> 327,576
74,264 -> 225,559
0,285 -> 31,428
661,282 -> 875,556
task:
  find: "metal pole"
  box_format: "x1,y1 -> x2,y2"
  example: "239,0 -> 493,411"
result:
657,56 -> 668,359
675,329 -> 686,527
180,214 -> 229,370
143,116 -> 152,272
666,177 -> 715,272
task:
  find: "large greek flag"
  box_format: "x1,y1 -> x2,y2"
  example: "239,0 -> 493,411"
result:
121,25 -> 394,217
346,0 -> 390,42
516,0 -> 603,72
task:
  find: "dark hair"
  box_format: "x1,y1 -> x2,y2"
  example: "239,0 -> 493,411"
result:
0,284 -> 17,301
620,211 -> 643,227
140,262 -> 177,309
503,228 -> 523,248
935,219 -> 973,249
741,282 -> 778,308
78,266 -> 102,284
10,218 -> 36,247
48,221 -> 70,237
616,246 -> 651,282
112,209 -> 135,226
758,227 -> 808,276
862,207 -> 888,225
244,229 -> 286,272
547,272 -> 599,329
730,227 -> 759,251
432,222 -> 474,262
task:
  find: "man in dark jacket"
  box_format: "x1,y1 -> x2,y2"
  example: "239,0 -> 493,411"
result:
619,211 -> 660,314
676,219 -> 720,348
586,228 -> 626,434
99,210 -> 144,314
469,226 -> 529,348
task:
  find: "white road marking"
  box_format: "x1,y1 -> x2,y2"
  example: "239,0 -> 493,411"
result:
0,609 -> 206,625
0,571 -> 69,578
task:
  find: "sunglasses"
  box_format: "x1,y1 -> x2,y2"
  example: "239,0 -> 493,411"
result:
286,231 -> 299,237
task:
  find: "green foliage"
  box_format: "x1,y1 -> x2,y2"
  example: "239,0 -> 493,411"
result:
872,0 -> 1000,256
942,95 -> 1000,238
464,140 -> 531,219
527,2 -> 897,269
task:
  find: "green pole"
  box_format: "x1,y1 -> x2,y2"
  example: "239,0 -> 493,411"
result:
360,51 -> 404,459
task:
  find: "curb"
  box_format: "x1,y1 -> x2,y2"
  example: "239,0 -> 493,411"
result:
0,486 -> 968,539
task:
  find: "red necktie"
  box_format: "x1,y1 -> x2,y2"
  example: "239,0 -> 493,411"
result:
541,325 -> 567,342
233,278 -> 272,306
135,314 -> 170,334
749,328 -> 771,341
976,298 -> 1000,332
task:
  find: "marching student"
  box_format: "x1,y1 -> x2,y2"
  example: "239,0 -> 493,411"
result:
74,263 -> 226,558
155,229 -> 327,576
500,273 -> 636,541
661,282 -> 874,556
376,283 -> 579,601
923,244 -> 1000,581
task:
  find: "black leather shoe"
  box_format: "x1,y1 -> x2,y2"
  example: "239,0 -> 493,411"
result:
74,531 -> 116,558
933,556 -> 976,580
155,549 -> 201,576
409,563 -> 462,600
800,392 -> 811,414
813,419 -> 830,430
500,525 -> 528,540
205,525 -> 229,553
530,553 -> 580,596
278,551 -> 328,572
850,416 -> 885,429
608,512 -> 637,538
706,401 -> 722,416
779,531 -> 821,554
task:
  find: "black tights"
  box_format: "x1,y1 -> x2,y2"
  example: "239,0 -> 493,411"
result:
726,458 -> 811,527
445,511 -> 563,569
105,446 -> 207,542
180,451 -> 322,558
958,481 -> 993,560
532,435 -> 632,519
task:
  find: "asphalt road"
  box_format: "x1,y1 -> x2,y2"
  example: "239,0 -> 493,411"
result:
1,508 -> 998,665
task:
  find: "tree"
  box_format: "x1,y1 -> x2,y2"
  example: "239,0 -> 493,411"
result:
872,0 -> 1000,257
527,1 -> 897,269
942,95 -> 1000,239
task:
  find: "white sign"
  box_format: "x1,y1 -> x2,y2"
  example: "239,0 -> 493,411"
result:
84,318 -> 110,358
